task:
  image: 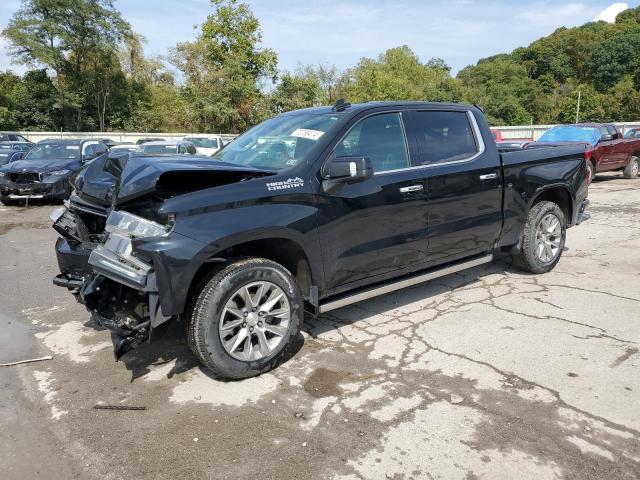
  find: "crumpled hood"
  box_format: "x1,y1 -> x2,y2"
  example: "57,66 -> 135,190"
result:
2,157 -> 80,174
114,155 -> 276,204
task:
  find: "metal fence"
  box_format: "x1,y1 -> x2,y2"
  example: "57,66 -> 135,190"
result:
494,122 -> 640,140
6,121 -> 640,143
5,131 -> 239,144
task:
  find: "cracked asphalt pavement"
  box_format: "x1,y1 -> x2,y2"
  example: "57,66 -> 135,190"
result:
1,173 -> 639,480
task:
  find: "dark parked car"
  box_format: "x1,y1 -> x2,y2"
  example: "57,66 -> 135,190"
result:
0,139 -> 108,204
136,137 -> 166,145
0,141 -> 33,165
527,123 -> 640,180
135,140 -> 198,155
52,101 -> 590,379
0,132 -> 30,143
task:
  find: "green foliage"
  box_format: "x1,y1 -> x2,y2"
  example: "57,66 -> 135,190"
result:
339,46 -> 462,103
458,5 -> 640,125
172,0 -> 278,133
3,1 -> 640,132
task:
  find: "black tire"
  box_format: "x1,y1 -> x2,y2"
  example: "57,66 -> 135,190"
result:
188,257 -> 303,380
590,160 -> 597,182
623,156 -> 639,179
512,201 -> 566,274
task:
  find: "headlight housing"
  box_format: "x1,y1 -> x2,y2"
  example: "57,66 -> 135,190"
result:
105,210 -> 171,238
0,172 -> 5,177
47,169 -> 71,176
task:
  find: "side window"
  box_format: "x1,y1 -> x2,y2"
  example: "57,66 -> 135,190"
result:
188,144 -> 197,154
82,143 -> 94,156
606,125 -> 617,138
334,113 -> 410,172
85,144 -> 96,157
94,143 -> 107,156
406,111 -> 478,166
600,127 -> 609,139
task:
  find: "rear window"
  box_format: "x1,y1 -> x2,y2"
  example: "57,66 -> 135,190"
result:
538,126 -> 600,145
139,145 -> 178,154
406,111 -> 479,166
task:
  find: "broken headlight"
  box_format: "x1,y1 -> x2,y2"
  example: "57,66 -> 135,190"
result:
105,210 -> 172,238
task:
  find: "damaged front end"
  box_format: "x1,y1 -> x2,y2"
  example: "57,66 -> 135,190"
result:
83,210 -> 174,359
51,194 -> 109,293
51,154 -> 276,360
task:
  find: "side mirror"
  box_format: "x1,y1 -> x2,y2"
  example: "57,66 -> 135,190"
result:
600,134 -> 613,142
325,156 -> 373,183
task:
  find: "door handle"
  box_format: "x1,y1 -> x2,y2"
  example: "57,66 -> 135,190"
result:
399,185 -> 424,193
479,173 -> 498,181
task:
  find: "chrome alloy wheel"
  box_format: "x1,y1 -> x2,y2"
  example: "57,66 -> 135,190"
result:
632,159 -> 639,177
219,281 -> 291,361
535,213 -> 562,263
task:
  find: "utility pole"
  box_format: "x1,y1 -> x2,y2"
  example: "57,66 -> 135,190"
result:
575,90 -> 581,124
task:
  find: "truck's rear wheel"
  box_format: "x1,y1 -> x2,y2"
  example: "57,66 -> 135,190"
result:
623,156 -> 639,179
512,201 -> 566,274
188,258 -> 303,380
590,160 -> 597,182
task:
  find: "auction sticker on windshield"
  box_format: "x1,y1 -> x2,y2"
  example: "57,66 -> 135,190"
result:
291,128 -> 324,141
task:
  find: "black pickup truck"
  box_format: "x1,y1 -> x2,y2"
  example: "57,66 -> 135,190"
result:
52,101 -> 590,379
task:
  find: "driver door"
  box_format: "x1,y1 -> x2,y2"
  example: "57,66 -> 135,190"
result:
316,112 -> 431,294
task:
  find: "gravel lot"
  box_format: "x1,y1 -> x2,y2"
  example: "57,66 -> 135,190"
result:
1,173 -> 639,480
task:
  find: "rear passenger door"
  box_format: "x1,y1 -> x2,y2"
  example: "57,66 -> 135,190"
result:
404,109 -> 503,263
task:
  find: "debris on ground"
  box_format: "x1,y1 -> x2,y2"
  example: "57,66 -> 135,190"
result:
0,355 -> 53,367
93,404 -> 147,411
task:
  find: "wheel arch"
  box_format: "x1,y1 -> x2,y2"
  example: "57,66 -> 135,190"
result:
529,185 -> 573,224
187,233 -> 318,312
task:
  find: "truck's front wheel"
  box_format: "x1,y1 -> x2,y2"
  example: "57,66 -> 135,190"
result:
188,258 -> 303,380
512,201 -> 566,274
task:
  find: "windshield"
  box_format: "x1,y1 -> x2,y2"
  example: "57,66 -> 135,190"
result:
624,130 -> 640,138
186,137 -> 218,148
538,126 -> 600,145
214,113 -> 342,170
0,151 -> 13,165
24,143 -> 80,160
138,144 -> 178,154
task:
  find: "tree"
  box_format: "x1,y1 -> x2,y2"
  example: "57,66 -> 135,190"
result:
270,72 -> 321,112
172,0 -> 278,133
340,46 -> 462,103
2,0 -> 132,129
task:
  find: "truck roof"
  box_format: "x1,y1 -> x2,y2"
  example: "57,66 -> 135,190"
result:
281,101 -> 477,116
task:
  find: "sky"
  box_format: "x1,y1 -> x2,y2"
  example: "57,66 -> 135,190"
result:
0,0 -> 636,78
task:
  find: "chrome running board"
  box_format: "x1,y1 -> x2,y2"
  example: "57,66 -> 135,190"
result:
318,254 -> 494,313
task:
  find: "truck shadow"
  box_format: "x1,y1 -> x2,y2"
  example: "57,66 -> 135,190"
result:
112,256 -> 518,382
112,318 -> 305,383
303,258 -> 515,338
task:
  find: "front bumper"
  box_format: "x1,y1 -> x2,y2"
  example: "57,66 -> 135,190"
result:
1,176 -> 70,199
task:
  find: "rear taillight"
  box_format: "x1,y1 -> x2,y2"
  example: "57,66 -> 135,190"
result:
585,148 -> 593,184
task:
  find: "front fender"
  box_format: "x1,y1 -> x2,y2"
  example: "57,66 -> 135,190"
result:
134,202 -> 323,316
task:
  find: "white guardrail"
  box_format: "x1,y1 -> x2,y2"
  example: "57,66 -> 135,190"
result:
494,122 -> 640,140
4,131 -> 239,144
5,121 -> 640,143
